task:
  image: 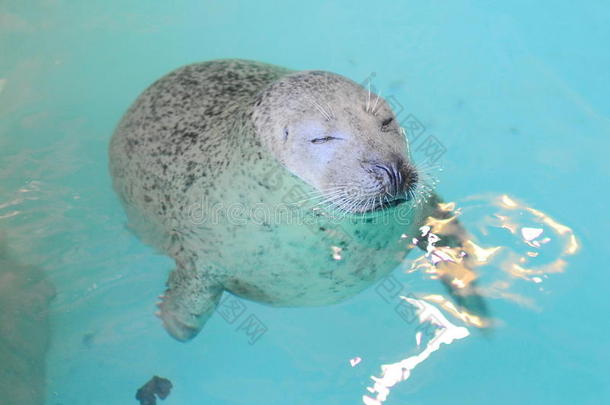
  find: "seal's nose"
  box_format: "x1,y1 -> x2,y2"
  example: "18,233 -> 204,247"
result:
374,157 -> 417,198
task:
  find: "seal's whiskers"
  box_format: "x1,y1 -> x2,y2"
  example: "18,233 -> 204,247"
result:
307,97 -> 332,121
297,187 -> 347,206
325,102 -> 336,119
371,91 -> 382,116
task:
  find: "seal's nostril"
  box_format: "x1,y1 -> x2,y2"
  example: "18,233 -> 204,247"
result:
375,163 -> 401,195
403,168 -> 418,200
392,163 -> 402,192
373,158 -> 419,198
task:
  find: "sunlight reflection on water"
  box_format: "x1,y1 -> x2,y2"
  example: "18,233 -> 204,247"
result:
360,193 -> 580,404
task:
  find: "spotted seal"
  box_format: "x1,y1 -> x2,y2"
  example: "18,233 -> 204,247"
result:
109,59 -> 480,341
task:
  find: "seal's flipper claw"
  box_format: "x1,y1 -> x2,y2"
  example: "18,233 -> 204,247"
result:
157,266 -> 223,342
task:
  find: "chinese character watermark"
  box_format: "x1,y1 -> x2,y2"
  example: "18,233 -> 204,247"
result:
217,294 -> 268,345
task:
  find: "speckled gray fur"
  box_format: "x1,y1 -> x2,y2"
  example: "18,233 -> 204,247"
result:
109,59 -> 436,341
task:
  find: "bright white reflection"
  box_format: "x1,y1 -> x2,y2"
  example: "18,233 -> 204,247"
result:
358,194 -> 580,403
350,357 -> 362,367
362,297 -> 469,405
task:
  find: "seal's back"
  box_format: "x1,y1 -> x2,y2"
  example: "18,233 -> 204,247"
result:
109,59 -> 290,249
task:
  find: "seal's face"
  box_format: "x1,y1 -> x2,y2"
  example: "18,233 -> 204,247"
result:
253,71 -> 418,213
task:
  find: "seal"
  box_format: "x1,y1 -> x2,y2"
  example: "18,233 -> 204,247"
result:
109,59 -> 482,341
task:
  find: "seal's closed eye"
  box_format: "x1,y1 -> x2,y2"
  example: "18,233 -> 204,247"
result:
381,117 -> 393,131
310,136 -> 341,144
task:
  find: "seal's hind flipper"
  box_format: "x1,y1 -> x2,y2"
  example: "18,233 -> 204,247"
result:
157,265 -> 223,342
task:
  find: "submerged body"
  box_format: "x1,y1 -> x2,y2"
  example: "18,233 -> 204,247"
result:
110,60 -> 439,341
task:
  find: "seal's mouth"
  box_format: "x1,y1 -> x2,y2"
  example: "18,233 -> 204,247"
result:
366,197 -> 407,213
322,195 -> 408,214
319,171 -> 418,214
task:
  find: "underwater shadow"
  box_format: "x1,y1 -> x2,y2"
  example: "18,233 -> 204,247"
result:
0,236 -> 56,405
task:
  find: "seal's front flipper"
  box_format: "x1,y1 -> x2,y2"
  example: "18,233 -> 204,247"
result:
418,193 -> 491,327
437,262 -> 490,327
157,265 -> 223,342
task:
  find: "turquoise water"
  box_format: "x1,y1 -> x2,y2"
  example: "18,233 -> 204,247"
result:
1,1 -> 609,404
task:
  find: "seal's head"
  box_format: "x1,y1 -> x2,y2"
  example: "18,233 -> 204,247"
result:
252,71 -> 418,213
